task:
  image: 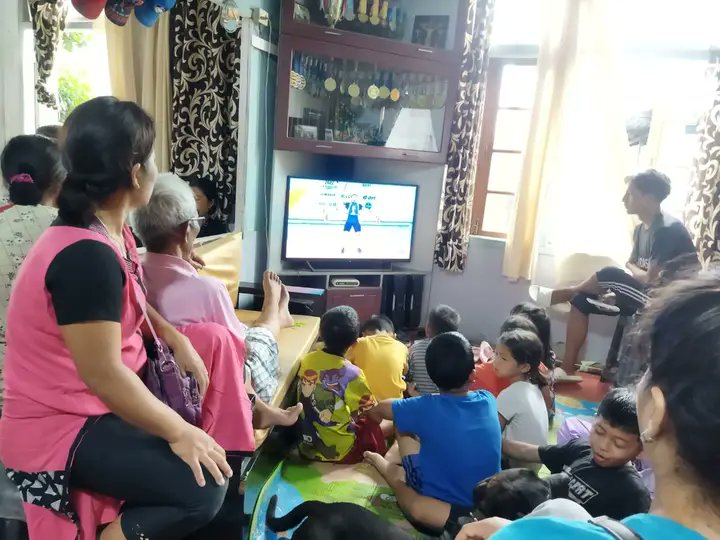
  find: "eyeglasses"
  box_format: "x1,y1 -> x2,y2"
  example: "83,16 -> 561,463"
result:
187,216 -> 205,229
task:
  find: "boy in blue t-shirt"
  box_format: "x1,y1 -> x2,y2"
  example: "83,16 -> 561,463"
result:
365,331 -> 502,534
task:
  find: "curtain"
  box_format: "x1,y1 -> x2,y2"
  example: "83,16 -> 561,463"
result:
433,0 -> 495,272
684,67 -> 720,266
169,1 -> 241,224
28,0 -> 68,110
502,0 -> 631,284
106,16 -> 172,171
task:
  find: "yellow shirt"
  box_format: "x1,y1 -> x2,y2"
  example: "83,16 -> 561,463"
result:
347,334 -> 408,401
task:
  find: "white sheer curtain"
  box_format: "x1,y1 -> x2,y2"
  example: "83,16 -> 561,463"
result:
503,0 -> 632,285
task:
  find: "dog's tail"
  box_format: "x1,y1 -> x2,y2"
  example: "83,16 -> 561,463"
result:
266,495 -> 328,532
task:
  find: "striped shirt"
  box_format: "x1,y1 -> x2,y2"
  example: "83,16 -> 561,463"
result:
407,339 -> 438,394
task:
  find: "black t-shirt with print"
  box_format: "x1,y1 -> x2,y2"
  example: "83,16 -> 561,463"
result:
538,439 -> 651,520
629,212 -> 696,271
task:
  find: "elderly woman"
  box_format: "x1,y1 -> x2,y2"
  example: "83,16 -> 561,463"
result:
456,276 -> 720,540
0,97 -> 262,540
132,173 -> 295,404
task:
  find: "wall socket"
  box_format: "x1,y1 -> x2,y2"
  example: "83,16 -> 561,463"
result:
252,8 -> 270,27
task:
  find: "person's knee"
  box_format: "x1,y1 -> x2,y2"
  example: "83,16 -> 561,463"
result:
182,475 -> 228,529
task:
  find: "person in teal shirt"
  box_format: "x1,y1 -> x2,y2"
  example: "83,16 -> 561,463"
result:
456,275 -> 719,540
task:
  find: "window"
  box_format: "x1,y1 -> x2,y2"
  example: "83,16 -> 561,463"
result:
470,58 -> 537,237
23,6 -> 110,132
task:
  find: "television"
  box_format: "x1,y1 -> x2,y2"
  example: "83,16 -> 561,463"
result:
282,176 -> 419,263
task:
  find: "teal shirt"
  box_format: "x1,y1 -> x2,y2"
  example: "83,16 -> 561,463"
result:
492,515 -> 706,540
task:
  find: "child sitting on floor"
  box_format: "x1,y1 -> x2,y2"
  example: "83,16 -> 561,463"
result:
471,303 -> 556,422
407,304 -> 461,395
347,315 -> 409,401
501,387 -> 651,520
493,329 -> 550,470
364,332 -> 502,535
295,306 -> 386,463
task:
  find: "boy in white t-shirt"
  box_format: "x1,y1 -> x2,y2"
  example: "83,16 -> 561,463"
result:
493,329 -> 549,470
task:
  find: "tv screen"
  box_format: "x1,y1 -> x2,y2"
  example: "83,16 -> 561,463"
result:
283,177 -> 418,261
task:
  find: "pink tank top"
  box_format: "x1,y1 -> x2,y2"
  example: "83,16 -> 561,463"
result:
0,225 -> 146,540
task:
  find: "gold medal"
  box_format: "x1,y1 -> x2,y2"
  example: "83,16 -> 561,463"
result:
379,85 -> 390,99
367,84 -> 379,100
358,0 -> 368,22
324,77 -> 337,92
348,82 -> 360,97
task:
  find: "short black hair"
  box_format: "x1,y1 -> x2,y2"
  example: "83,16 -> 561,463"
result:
474,469 -> 551,520
597,388 -> 640,436
361,314 -> 394,335
320,306 -> 360,355
427,304 -> 461,335
500,314 -> 538,336
629,169 -> 671,202
189,176 -> 220,204
426,331 -> 474,391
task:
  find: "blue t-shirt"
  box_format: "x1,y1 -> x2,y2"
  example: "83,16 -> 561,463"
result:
392,390 -> 501,507
492,515 -> 706,540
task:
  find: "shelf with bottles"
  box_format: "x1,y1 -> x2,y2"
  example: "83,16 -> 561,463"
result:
275,36 -> 458,163
282,0 -> 467,65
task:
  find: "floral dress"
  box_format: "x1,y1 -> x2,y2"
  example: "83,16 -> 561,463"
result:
0,204 -> 57,408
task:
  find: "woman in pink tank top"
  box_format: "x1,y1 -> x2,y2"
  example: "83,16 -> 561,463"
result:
0,97 -> 253,540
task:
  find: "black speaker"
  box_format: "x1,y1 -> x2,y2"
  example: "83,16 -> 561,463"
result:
406,275 -> 424,329
382,275 -> 408,329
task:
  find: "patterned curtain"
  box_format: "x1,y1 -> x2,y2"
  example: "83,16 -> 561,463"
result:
434,0 -> 495,272
685,66 -> 720,266
170,1 -> 241,223
28,0 -> 68,110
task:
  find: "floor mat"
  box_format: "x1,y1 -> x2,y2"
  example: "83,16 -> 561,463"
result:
248,455 -> 426,539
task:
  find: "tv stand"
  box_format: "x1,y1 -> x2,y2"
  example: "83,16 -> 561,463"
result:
300,260 -> 393,272
277,268 -> 427,330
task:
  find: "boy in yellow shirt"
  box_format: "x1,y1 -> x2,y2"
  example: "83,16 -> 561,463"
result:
347,315 -> 409,401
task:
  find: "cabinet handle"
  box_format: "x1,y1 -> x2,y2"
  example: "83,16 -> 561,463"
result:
324,30 -> 343,36
417,47 -> 434,53
349,294 -> 365,298
315,144 -> 333,149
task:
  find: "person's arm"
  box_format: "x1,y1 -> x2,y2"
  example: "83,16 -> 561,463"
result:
368,399 -> 395,423
49,241 -> 231,486
502,439 -> 541,463
455,518 -> 512,540
146,303 -> 209,396
625,261 -> 649,283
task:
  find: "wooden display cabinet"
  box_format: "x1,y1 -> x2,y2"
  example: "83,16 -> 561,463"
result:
274,35 -> 459,163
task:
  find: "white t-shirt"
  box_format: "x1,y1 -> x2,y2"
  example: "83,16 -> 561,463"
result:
497,381 -> 549,447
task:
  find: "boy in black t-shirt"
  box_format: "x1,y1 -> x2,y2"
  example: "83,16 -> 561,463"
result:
501,388 -> 651,520
529,170 -> 698,378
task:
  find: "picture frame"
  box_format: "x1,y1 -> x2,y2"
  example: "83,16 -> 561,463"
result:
411,15 -> 450,49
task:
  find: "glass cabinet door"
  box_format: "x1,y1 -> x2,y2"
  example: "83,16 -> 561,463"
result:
284,48 -> 451,155
290,0 -> 463,55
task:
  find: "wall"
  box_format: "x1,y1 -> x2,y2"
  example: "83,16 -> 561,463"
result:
427,236 -> 617,362
0,0 -> 24,148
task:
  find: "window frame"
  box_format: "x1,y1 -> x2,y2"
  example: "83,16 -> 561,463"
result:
470,56 -> 536,239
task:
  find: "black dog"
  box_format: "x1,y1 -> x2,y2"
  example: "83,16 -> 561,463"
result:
266,495 -> 413,540
473,468 -> 551,521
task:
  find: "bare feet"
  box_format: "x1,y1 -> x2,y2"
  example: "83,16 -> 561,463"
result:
364,451 -> 405,484
279,284 -> 295,329
254,402 -> 303,430
262,271 -> 282,306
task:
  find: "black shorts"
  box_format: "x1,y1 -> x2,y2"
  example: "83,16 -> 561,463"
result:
571,266 -> 648,317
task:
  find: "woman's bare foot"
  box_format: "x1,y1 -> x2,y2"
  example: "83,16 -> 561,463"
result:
262,271 -> 282,305
364,451 -> 405,484
254,402 -> 303,429
279,284 -> 295,328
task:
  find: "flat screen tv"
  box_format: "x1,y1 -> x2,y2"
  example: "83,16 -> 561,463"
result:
282,176 -> 419,262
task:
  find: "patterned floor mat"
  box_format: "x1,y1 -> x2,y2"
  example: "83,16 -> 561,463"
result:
247,394 -> 601,539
